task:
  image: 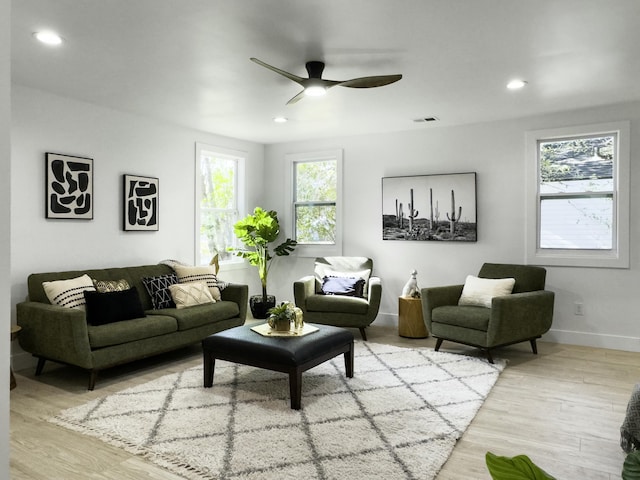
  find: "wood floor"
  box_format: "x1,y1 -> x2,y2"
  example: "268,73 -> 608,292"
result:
10,323 -> 636,479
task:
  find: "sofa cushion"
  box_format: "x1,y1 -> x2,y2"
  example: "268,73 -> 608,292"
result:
432,305 -> 491,331
93,278 -> 131,293
88,314 -> 178,349
169,282 -> 215,309
42,274 -> 96,309
306,293 -> 369,315
83,287 -> 146,326
151,300 -> 240,331
172,264 -> 226,300
458,275 -> 515,308
321,276 -> 366,297
142,273 -> 178,309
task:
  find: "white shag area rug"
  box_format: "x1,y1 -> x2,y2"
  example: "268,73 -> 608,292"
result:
51,342 -> 505,480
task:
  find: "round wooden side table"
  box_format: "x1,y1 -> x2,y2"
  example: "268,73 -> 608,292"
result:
398,297 -> 429,338
10,325 -> 21,390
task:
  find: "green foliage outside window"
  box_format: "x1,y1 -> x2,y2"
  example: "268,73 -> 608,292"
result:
295,160 -> 337,244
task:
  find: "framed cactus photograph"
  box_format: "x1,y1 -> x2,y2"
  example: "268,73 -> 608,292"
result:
382,172 -> 477,242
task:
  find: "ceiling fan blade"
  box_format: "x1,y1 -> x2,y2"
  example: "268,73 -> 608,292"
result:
338,74 -> 402,89
286,90 -> 306,105
250,58 -> 305,85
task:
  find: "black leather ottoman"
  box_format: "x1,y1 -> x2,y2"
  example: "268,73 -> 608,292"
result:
202,323 -> 354,409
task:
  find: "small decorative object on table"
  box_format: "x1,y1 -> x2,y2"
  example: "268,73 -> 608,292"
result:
401,269 -> 420,298
252,301 -> 315,337
267,302 -> 295,331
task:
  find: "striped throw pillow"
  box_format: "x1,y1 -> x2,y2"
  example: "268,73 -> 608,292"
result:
42,274 -> 96,309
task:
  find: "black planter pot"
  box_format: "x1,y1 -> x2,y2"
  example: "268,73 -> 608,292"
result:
249,295 -> 276,319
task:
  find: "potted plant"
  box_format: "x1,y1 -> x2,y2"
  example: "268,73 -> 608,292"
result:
230,207 -> 297,318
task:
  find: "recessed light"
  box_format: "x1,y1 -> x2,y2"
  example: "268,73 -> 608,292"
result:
34,30 -> 63,46
507,79 -> 527,90
273,117 -> 288,123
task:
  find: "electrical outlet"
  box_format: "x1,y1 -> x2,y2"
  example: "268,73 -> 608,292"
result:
574,302 -> 584,316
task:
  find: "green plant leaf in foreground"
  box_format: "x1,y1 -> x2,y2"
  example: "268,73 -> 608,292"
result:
485,452 -> 556,480
623,450 -> 640,480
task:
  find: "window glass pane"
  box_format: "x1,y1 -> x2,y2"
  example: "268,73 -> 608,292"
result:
539,136 -> 614,194
295,161 -> 337,202
295,205 -> 336,243
540,197 -> 612,249
199,210 -> 238,262
200,156 -> 236,209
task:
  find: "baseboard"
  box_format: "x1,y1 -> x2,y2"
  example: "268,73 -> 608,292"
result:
541,328 -> 640,352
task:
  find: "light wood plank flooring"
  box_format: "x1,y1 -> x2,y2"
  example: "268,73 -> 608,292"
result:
10,323 -> 636,479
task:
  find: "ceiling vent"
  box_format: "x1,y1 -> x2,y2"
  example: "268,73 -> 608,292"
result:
413,117 -> 438,123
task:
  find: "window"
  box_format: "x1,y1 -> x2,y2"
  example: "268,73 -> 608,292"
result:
525,122 -> 629,268
195,143 -> 245,267
287,149 -> 343,257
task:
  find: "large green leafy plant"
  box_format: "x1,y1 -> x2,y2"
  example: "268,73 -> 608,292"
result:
230,207 -> 297,302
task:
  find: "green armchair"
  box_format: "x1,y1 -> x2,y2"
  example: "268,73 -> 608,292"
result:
294,257 -> 382,340
421,263 -> 554,363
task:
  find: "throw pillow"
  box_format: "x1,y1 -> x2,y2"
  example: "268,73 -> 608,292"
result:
42,274 -> 96,309
172,264 -> 226,301
142,273 -> 178,309
83,287 -> 145,326
321,276 -> 366,297
93,278 -> 131,293
458,275 -> 516,308
314,265 -> 371,295
485,451 -> 556,479
168,282 -> 215,309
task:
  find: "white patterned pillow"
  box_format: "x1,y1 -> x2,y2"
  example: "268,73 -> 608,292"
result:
458,275 -> 516,308
314,264 -> 371,295
42,274 -> 96,309
168,282 -> 215,309
172,264 -> 225,301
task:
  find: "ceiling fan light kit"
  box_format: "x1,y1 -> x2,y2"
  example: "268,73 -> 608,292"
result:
250,57 -> 402,105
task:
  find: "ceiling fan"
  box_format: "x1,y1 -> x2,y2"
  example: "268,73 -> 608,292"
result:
250,57 -> 402,105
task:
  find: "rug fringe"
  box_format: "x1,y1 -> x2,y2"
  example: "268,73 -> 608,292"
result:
49,416 -> 217,480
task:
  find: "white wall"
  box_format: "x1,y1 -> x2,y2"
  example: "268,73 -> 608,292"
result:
10,86 -> 263,366
264,101 -> 640,352
1,0 -> 10,476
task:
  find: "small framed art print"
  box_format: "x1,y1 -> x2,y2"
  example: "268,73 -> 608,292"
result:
45,152 -> 94,220
123,174 -> 159,231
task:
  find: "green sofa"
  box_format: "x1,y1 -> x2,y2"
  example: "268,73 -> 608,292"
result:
16,264 -> 248,389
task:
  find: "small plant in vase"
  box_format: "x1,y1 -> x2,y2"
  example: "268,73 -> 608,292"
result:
229,207 -> 297,319
268,302 -> 304,332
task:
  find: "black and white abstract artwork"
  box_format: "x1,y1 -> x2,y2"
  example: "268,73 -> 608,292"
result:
45,153 -> 93,220
123,174 -> 159,231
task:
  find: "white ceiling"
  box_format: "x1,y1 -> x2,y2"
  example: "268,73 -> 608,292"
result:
11,0 -> 640,144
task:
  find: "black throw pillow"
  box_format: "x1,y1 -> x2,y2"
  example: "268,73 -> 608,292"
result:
321,276 -> 366,297
84,287 -> 146,326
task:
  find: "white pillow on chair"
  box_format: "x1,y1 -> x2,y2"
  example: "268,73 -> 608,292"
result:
458,275 -> 515,308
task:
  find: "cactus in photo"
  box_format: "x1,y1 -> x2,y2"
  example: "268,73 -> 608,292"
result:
395,199 -> 404,228
407,188 -> 419,230
446,189 -> 462,235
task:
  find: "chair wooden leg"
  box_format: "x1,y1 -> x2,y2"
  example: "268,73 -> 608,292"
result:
530,338 -> 538,354
434,338 -> 443,351
88,370 -> 98,391
486,349 -> 495,364
35,357 -> 46,376
359,327 -> 367,341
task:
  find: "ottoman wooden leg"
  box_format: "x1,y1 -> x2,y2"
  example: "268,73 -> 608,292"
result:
203,351 -> 215,388
344,343 -> 354,378
289,368 -> 302,410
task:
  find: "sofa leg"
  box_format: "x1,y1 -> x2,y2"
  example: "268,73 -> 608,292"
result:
530,338 -> 538,355
359,328 -> 367,341
35,357 -> 46,376
486,349 -> 495,364
88,370 -> 98,391
434,338 -> 443,352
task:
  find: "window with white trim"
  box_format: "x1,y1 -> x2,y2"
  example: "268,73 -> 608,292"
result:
286,149 -> 343,257
525,122 -> 629,268
195,143 -> 245,267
